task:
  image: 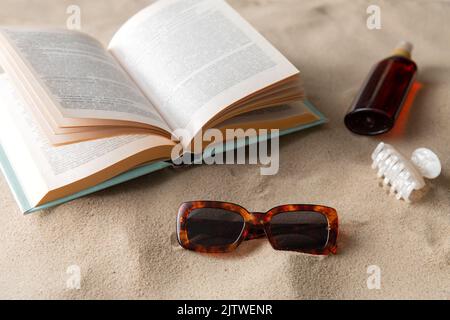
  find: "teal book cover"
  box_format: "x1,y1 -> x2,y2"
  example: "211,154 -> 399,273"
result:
0,100 -> 326,214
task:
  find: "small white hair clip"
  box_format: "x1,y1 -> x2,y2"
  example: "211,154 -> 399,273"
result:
371,142 -> 442,202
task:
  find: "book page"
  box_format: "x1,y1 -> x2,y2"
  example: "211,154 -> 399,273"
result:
0,28 -> 171,131
217,102 -> 319,131
0,74 -> 174,207
109,0 -> 299,142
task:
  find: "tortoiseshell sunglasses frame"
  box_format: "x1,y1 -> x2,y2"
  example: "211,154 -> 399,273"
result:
177,201 -> 338,255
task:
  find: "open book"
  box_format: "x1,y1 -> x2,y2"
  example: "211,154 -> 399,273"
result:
0,0 -> 325,213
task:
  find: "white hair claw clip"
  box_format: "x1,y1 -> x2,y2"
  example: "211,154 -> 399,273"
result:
371,142 -> 441,202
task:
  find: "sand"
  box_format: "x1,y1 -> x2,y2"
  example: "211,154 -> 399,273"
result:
0,0 -> 449,299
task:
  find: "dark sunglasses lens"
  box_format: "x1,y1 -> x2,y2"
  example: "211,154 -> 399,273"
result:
268,211 -> 329,251
186,208 -> 245,247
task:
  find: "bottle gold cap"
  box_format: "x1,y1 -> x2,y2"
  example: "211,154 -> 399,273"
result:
392,41 -> 413,59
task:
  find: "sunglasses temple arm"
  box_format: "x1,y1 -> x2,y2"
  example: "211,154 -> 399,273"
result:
244,212 -> 267,241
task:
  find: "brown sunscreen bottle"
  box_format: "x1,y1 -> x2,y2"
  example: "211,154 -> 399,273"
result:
345,41 -> 417,135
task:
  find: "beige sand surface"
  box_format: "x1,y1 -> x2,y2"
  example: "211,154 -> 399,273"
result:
0,0 -> 449,299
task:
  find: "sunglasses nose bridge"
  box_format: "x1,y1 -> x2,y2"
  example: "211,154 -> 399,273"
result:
244,212 -> 267,240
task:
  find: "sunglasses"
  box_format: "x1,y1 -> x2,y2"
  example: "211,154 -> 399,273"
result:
176,201 -> 338,255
